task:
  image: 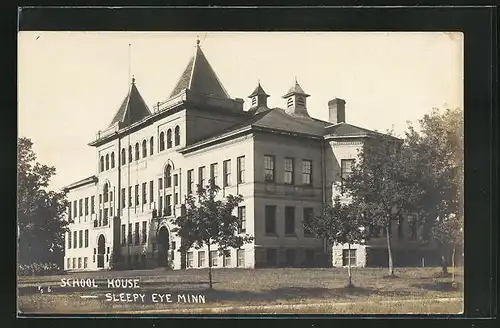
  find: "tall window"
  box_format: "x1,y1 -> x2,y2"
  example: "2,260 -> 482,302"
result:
264,155 -> 275,182
186,252 -> 194,268
110,152 -> 115,168
223,250 -> 231,267
237,249 -> 245,267
159,132 -> 165,151
187,170 -> 194,194
128,145 -> 133,163
104,154 -> 109,169
135,143 -> 140,160
223,160 -> 231,187
165,165 -> 172,188
198,251 -> 205,267
284,158 -> 294,184
149,136 -> 154,155
166,129 -> 172,148
342,249 -> 357,266
198,166 -> 206,189
73,200 -> 77,218
303,208 -> 314,237
84,198 -> 89,216
149,181 -> 154,203
142,182 -> 147,204
142,221 -> 147,244
210,251 -> 218,267
174,174 -> 178,186
79,199 -> 83,217
68,206 -> 72,220
103,183 -> 109,203
128,186 -> 132,207
135,184 -> 139,206
73,231 -> 77,248
285,206 -> 295,235
68,231 -> 72,249
237,156 -> 245,184
121,188 -> 126,208
91,196 -> 95,214
128,223 -> 132,245
238,206 -> 246,233
302,160 -> 312,185
142,140 -> 147,158
210,163 -> 218,186
165,195 -> 172,216
265,205 -> 277,234
121,148 -> 126,166
134,222 -> 140,244
100,156 -> 104,172
84,229 -> 89,247
174,125 -> 180,146
341,159 -> 355,181
121,224 -> 126,245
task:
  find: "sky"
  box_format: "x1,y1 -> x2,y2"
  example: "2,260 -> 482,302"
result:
18,32 -> 463,191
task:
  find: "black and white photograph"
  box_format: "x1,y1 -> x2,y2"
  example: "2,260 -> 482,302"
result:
17,31 -> 464,315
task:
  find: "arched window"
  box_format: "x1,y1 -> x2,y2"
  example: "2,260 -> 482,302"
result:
174,126 -> 180,146
121,148 -> 126,166
103,183 -> 109,203
142,140 -> 147,158
135,143 -> 140,161
167,129 -> 172,149
128,145 -> 133,163
105,154 -> 109,170
149,137 -> 154,155
159,132 -> 165,151
100,156 -> 104,172
111,152 -> 115,168
165,165 -> 172,188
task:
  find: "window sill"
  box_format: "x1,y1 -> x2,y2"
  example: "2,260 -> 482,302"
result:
264,233 -> 278,237
285,233 -> 297,237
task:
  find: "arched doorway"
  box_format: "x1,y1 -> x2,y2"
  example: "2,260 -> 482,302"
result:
157,227 -> 169,267
97,235 -> 105,268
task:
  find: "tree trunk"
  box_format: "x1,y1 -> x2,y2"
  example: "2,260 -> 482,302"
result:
441,252 -> 448,274
451,246 -> 456,283
207,243 -> 213,289
386,225 -> 394,276
347,243 -> 353,288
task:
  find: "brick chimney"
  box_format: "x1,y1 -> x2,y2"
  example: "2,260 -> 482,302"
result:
328,98 -> 346,124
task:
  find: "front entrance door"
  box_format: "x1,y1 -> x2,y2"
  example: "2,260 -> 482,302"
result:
157,227 -> 169,267
97,234 -> 105,268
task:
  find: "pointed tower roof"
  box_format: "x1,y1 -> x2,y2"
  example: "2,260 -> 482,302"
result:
169,40 -> 230,99
248,81 -> 270,98
282,78 -> 310,98
109,77 -> 152,128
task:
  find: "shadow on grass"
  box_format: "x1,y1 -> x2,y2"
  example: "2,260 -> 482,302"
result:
411,282 -> 463,292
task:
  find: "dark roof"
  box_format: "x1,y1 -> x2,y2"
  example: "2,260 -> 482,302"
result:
324,122 -> 393,139
64,175 -> 98,191
248,82 -> 270,98
169,44 -> 230,99
109,78 -> 152,128
283,80 -> 310,98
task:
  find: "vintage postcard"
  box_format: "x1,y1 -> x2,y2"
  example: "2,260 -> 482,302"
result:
17,31 -> 464,315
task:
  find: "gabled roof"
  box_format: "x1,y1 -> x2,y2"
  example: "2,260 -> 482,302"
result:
324,122 -> 393,139
169,42 -> 230,99
63,175 -> 98,191
283,79 -> 310,98
248,82 -> 270,98
109,78 -> 152,128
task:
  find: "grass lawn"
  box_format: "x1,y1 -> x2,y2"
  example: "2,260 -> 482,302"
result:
17,266 -> 463,315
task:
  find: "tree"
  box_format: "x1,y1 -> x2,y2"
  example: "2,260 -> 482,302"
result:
306,196 -> 367,287
17,137 -> 68,267
405,108 -> 463,272
172,180 -> 254,289
430,214 -> 463,283
344,132 -> 420,276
